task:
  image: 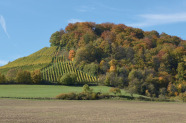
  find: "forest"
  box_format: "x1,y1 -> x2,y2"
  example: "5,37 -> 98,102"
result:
0,22 -> 185,100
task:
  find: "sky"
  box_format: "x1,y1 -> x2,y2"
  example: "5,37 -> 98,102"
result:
0,0 -> 186,66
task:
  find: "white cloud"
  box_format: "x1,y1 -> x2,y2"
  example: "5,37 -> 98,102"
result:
68,19 -> 83,23
0,60 -> 8,66
128,13 -> 186,27
0,15 -> 9,38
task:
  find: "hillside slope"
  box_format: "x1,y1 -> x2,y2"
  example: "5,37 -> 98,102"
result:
0,46 -> 59,74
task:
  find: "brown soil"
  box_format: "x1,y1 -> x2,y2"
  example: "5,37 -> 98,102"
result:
0,99 -> 185,123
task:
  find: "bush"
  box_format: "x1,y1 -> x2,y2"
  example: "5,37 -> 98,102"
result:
59,73 -> 77,85
158,94 -> 167,101
56,92 -> 77,100
109,88 -> 121,96
56,93 -> 68,99
83,84 -> 93,93
179,92 -> 186,102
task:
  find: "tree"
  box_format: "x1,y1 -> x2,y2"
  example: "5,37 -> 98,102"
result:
159,87 -> 167,96
99,60 -> 109,73
101,31 -> 115,43
16,70 -> 32,84
74,43 -> 102,65
104,72 -> 124,87
128,78 -> 142,97
128,69 -> 144,81
112,46 -> 126,60
68,50 -> 76,61
111,24 -> 126,34
31,70 -> 42,84
109,59 -> 117,72
152,56 -> 160,72
49,30 -> 64,46
176,62 -> 185,82
60,33 -> 70,47
83,62 -> 99,76
158,71 -> 171,88
83,32 -> 96,44
167,82 -> 177,96
0,73 -> 7,84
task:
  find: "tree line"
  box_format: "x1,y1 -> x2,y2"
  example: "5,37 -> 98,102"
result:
0,69 -> 42,84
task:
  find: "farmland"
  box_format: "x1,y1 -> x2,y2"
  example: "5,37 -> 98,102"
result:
0,99 -> 185,123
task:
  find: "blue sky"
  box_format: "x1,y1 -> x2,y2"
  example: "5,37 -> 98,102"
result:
0,0 -> 186,66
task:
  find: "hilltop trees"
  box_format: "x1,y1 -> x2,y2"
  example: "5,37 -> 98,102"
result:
53,22 -> 184,98
50,30 -> 65,46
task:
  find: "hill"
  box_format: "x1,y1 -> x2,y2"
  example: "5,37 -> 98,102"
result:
0,22 -> 185,98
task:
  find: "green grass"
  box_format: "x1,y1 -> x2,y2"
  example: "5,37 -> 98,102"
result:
0,85 -> 139,98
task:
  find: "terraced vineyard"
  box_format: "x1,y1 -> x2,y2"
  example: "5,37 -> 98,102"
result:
41,61 -> 97,83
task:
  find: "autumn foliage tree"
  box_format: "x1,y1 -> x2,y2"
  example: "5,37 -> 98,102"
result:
31,70 -> 42,84
68,50 -> 76,61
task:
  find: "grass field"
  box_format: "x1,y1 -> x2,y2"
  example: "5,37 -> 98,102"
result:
0,99 -> 185,123
0,85 -> 138,98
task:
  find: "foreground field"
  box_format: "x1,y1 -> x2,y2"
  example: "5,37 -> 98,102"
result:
0,99 -> 185,123
0,85 -> 138,98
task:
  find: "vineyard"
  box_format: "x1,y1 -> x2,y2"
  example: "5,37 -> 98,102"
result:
0,46 -> 60,75
41,60 -> 97,84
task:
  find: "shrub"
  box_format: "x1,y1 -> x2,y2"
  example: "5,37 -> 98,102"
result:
59,73 -> 77,85
83,84 -> 93,93
56,92 -> 77,100
56,93 -> 68,99
109,88 -> 121,96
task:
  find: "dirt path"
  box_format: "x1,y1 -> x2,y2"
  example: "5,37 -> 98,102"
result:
0,99 -> 185,123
